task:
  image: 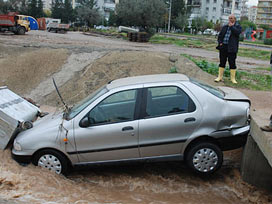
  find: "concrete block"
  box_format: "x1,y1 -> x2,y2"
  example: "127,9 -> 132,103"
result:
241,134 -> 272,192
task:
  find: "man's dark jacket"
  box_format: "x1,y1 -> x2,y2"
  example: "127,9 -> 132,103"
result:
218,22 -> 242,53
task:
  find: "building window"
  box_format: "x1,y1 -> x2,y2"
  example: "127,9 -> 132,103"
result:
214,0 -> 217,3
213,7 -> 216,12
207,0 -> 210,3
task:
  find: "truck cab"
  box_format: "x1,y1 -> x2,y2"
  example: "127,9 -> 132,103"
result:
0,13 -> 30,35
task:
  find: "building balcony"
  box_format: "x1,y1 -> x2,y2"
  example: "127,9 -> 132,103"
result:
257,11 -> 272,13
256,17 -> 272,20
103,2 -> 115,11
223,0 -> 240,2
222,8 -> 241,14
186,0 -> 201,6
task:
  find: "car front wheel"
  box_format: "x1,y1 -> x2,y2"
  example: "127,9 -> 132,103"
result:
33,149 -> 69,175
186,142 -> 223,175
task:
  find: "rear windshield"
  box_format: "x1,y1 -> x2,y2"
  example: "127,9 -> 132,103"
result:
190,78 -> 225,99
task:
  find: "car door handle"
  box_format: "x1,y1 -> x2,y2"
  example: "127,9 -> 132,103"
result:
122,126 -> 134,131
184,117 -> 196,123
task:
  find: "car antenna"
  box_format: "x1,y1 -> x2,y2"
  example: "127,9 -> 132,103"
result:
52,77 -> 69,112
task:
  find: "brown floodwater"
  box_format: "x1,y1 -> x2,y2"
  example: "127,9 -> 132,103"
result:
0,148 -> 271,204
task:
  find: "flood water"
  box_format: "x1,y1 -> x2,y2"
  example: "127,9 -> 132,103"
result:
0,149 -> 271,204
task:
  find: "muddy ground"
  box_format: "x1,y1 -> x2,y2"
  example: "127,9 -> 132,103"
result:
0,31 -> 271,204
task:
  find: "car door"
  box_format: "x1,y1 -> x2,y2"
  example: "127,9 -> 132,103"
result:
139,84 -> 201,158
72,88 -> 141,163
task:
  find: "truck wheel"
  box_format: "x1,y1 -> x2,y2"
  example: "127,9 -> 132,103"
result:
17,27 -> 25,35
33,149 -> 69,175
186,142 -> 223,175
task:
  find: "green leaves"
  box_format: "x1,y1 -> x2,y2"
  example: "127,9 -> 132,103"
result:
183,54 -> 272,91
115,0 -> 167,29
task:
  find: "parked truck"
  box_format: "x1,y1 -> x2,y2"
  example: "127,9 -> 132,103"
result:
0,12 -> 30,35
47,22 -> 69,33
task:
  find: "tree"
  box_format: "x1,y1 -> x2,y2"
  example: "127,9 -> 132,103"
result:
62,0 -> 74,23
164,0 -> 191,30
213,20 -> 221,32
240,20 -> 257,31
36,0 -> 44,17
108,10 -> 118,26
116,0 -> 166,30
28,0 -> 38,17
0,0 -> 19,13
259,24 -> 270,31
51,0 -> 64,19
202,20 -> 213,32
19,0 -> 29,15
191,17 -> 203,33
174,13 -> 188,31
75,0 -> 101,26
0,0 -> 12,13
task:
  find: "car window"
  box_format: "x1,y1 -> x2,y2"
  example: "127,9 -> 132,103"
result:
190,78 -> 225,99
88,89 -> 138,125
146,86 -> 196,118
67,86 -> 108,120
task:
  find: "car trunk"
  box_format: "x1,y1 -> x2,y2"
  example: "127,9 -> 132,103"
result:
219,86 -> 250,104
0,87 -> 41,149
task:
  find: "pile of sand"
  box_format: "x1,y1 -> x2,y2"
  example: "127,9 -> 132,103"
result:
0,47 -> 68,95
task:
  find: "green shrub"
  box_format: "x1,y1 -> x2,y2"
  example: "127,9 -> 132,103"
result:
169,66 -> 178,73
264,38 -> 272,45
239,35 -> 244,41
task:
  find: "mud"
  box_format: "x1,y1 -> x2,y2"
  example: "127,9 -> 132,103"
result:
0,31 -> 271,204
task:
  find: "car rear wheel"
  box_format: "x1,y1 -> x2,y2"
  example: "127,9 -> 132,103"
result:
186,142 -> 223,175
33,149 -> 69,175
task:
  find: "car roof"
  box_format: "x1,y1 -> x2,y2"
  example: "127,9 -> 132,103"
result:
107,74 -> 189,90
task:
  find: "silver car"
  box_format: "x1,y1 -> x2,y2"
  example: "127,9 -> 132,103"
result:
12,74 -> 250,175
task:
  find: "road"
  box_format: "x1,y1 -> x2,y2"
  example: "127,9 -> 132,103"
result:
0,30 -> 269,70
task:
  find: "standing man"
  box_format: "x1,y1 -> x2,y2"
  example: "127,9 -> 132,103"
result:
215,14 -> 242,84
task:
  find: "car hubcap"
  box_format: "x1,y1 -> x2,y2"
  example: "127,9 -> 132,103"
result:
38,154 -> 62,174
193,148 -> 218,172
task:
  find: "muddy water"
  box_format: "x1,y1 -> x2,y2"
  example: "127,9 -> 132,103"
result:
0,149 -> 271,204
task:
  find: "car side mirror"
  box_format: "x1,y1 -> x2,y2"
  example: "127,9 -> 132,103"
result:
79,116 -> 95,128
79,117 -> 90,128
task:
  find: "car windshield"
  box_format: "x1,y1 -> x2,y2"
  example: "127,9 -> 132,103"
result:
66,85 -> 108,120
190,78 -> 225,99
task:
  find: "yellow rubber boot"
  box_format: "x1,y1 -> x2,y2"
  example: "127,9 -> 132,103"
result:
214,67 -> 225,82
230,69 -> 237,84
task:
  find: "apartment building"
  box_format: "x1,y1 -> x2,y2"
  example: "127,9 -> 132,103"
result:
256,0 -> 272,26
96,0 -> 116,21
248,6 -> 257,23
241,0 -> 249,17
186,0 -> 242,25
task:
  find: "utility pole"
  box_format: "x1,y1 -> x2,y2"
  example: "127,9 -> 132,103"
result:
168,0 -> 172,33
231,0 -> 235,14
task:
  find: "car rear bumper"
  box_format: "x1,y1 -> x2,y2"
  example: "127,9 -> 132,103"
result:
211,125 -> 250,151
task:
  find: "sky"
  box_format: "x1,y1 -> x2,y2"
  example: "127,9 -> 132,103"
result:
247,0 -> 258,6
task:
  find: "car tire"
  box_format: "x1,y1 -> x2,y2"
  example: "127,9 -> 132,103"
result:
32,149 -> 69,175
186,142 -> 223,175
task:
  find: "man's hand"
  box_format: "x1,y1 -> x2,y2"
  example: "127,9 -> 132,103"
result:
228,21 -> 234,27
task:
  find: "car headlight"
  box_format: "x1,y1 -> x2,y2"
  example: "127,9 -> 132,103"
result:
13,139 -> 22,151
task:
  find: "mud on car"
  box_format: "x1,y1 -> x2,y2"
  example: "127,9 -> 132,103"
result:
11,74 -> 251,175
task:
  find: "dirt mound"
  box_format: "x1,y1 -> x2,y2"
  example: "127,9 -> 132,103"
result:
175,55 -> 219,86
43,51 -> 174,106
0,47 -> 68,95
